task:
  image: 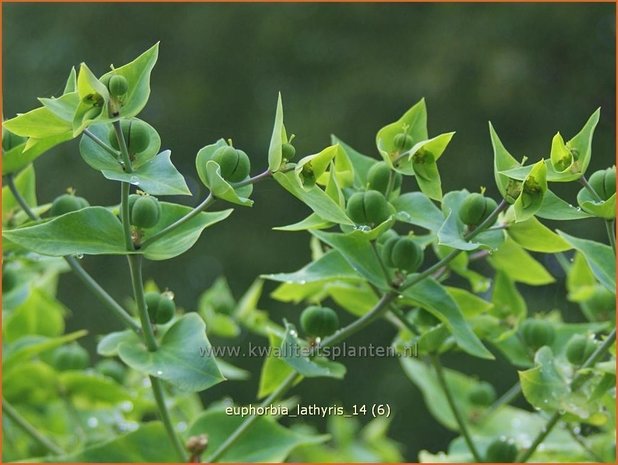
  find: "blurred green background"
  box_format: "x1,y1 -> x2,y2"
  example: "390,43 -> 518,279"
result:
3,3 -> 615,460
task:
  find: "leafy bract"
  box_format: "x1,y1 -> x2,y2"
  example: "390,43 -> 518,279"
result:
190,408 -> 327,462
118,313 -> 225,392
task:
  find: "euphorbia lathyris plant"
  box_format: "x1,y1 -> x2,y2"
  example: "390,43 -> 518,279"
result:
2,44 -> 615,463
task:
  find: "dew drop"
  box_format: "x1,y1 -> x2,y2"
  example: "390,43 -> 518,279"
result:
156,370 -> 163,376
87,417 -> 99,428
120,401 -> 134,412
74,254 -> 84,260
129,175 -> 140,186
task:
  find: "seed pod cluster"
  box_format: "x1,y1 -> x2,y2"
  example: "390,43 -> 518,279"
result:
145,291 -> 176,324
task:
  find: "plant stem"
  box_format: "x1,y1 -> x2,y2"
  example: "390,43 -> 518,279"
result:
5,174 -> 140,333
126,253 -> 186,460
430,355 -> 482,462
390,306 -> 420,335
518,328 -> 616,462
565,427 -> 605,462
120,182 -> 133,250
140,194 -> 215,249
484,382 -> 522,417
83,129 -> 119,158
112,121 -> 133,173
232,169 -> 272,188
2,399 -> 65,456
206,371 -> 299,462
150,376 -> 187,461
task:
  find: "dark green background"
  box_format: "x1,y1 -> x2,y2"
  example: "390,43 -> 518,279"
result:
3,3 -> 615,459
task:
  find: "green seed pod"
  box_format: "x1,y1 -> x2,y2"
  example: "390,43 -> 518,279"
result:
108,75 -> 129,98
50,193 -> 90,216
131,196 -> 161,229
212,145 -> 251,182
520,319 -> 555,351
367,161 -> 402,196
566,334 -> 597,366
128,194 -> 141,214
381,236 -> 424,272
393,133 -> 413,151
484,438 -> 518,463
459,193 -> 498,226
300,306 -> 339,339
95,359 -> 127,384
2,267 -> 18,293
52,344 -> 90,372
376,229 -> 398,246
468,381 -> 496,407
589,168 -> 616,201
108,119 -> 151,156
584,286 -> 616,321
346,190 -> 392,226
282,142 -> 296,160
156,294 -> 176,324
145,291 -> 161,320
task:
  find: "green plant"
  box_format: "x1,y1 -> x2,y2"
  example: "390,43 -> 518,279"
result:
2,44 -> 615,463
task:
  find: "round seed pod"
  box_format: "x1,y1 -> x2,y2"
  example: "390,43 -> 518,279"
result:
393,133 -> 413,151
50,193 -> 90,216
108,119 -> 151,156
131,196 -> 161,229
346,190 -> 392,226
381,236 -> 424,273
459,193 -> 498,226
300,306 -> 339,339
520,319 -> 555,351
566,334 -> 597,366
589,168 -> 616,201
484,438 -> 518,463
52,344 -> 90,372
212,146 -> 251,183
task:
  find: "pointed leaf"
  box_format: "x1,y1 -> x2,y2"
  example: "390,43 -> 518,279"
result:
118,313 -> 225,392
268,92 -> 284,172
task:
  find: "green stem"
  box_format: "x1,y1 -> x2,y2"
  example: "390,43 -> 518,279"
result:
389,306 -> 420,336
140,194 -> 215,249
83,129 -> 119,158
120,182 -> 133,250
5,174 -> 140,334
518,328 -> 616,462
565,427 -> 605,462
2,399 -> 64,456
126,253 -> 185,460
206,372 -> 299,462
371,241 -> 392,283
150,376 -> 187,461
431,355 -> 482,462
112,121 -> 133,173
126,254 -> 157,351
484,382 -> 521,417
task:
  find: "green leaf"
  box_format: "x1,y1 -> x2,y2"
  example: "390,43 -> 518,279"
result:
311,230 -> 389,288
264,250 -> 359,284
446,287 -> 493,316
4,103 -> 73,139
507,216 -> 571,252
557,231 -> 615,292
97,329 -> 140,357
3,289 -> 65,342
402,278 -> 493,359
73,63 -> 110,135
297,144 -> 338,187
3,330 -> 87,372
491,271 -> 527,320
392,192 -> 444,232
3,361 -> 57,405
376,99 -> 427,173
274,171 -> 353,225
489,121 -> 522,200
258,332 -> 295,398
52,423 -> 177,462
2,165 -> 37,224
513,159 -> 547,221
274,213 -> 332,232
2,131 -> 73,176
268,92 -> 285,172
99,43 -> 160,119
409,132 -> 455,200
59,371 -> 129,405
549,132 -> 573,173
577,188 -> 616,219
189,408 -> 326,462
140,203 -> 233,260
536,190 -> 592,220
3,207 -> 126,257
280,323 -> 346,378
566,253 -> 597,302
519,346 -> 571,412
488,237 -> 555,285
118,313 -> 225,392
331,135 -> 376,188
63,67 -> 77,94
